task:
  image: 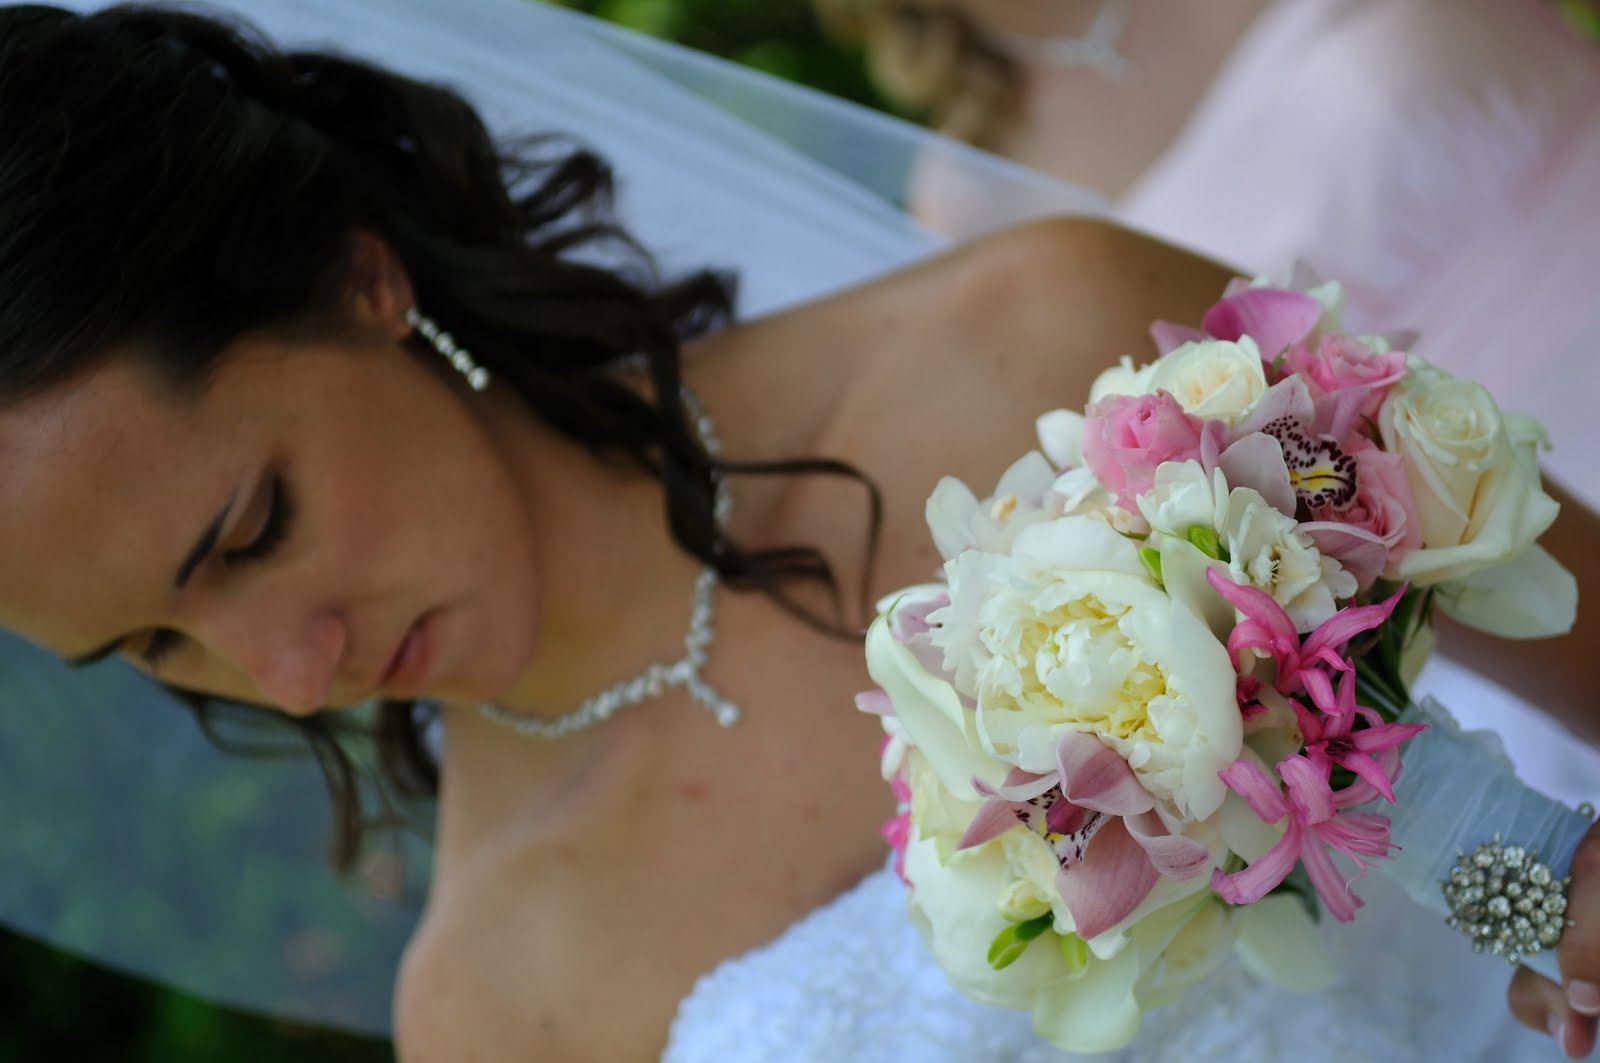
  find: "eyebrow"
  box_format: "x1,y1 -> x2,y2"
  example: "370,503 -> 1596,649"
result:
64,492 -> 235,668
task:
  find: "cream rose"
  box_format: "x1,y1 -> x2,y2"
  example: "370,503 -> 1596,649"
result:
926,515 -> 1242,825
1087,339 -> 1269,424
1148,337 -> 1268,422
1379,360 -> 1570,635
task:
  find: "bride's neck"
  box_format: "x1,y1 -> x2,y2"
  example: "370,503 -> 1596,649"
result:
429,326 -> 852,860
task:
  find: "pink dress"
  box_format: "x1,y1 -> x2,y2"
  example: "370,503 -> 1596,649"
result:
1120,0 -> 1600,508
1120,0 -> 1600,802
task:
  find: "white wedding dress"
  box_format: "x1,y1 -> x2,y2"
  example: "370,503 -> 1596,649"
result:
666,857 -> 1559,1062
13,1 -> 1592,1058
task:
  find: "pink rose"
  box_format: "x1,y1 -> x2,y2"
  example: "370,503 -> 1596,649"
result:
1284,334 -> 1407,422
1303,440 -> 1422,590
1082,391 -> 1209,510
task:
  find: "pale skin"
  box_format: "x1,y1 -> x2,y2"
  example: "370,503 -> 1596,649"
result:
0,219 -> 1593,1059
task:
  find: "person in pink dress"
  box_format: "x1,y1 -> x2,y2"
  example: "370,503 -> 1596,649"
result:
858,0 -> 1600,500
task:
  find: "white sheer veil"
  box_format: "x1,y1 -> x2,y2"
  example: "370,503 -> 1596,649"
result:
7,0 -> 1103,1036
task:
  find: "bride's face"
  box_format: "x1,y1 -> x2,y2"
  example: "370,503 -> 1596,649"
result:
0,326 -> 544,716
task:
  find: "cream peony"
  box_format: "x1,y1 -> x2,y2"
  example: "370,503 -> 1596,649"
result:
925,515 -> 1242,825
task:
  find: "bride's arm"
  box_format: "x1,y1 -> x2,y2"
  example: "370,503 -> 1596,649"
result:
1445,478 -> 1600,1053
1433,478 -> 1600,748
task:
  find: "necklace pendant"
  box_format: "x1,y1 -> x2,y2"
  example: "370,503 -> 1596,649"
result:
478,379 -> 742,740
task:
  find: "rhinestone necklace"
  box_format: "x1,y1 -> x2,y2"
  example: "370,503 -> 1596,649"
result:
476,377 -> 741,739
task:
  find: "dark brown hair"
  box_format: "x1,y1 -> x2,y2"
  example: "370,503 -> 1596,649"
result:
0,4 -> 879,868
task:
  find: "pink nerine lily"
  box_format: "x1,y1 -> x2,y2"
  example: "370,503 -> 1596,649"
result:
958,733 -> 1210,940
1293,672 -> 1425,804
1211,755 -> 1395,922
1205,568 -> 1402,711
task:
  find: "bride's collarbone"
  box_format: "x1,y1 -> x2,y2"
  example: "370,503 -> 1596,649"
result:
410,610 -> 891,1059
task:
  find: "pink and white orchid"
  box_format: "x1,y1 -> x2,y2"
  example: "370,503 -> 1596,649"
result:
1199,286 -> 1323,363
957,733 -> 1212,941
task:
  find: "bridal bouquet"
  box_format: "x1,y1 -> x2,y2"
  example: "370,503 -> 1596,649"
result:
860,276 -> 1582,1052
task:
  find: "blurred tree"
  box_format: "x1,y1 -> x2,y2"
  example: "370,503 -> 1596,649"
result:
0,928 -> 392,1062
552,0 -> 890,110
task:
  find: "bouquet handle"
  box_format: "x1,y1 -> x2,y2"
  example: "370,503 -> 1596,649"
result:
1378,696 -> 1596,983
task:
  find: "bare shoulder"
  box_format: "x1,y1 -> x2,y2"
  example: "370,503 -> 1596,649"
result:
392,868 -> 677,1063
904,217 -> 1241,378
391,911 -> 501,1063
719,216 -> 1241,415
392,898 -> 556,1063
841,218 -> 1240,462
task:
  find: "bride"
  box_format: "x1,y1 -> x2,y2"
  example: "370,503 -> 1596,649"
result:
2,1 -> 1596,1060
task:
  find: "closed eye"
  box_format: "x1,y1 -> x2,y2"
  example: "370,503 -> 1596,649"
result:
138,627 -> 184,670
223,476 -> 293,567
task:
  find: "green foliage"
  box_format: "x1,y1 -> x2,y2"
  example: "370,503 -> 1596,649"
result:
551,0 -> 890,110
0,927 -> 392,1062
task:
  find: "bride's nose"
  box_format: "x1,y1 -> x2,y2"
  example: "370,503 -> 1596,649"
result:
210,609 -> 350,715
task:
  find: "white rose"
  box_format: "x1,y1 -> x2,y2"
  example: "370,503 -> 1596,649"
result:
928,515 -> 1242,824
1148,337 -> 1268,422
1380,359 -> 1561,587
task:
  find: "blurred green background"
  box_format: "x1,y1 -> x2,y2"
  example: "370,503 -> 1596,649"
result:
3,1 -> 882,1060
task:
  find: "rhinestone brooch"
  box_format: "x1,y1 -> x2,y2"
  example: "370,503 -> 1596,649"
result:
1442,835 -> 1574,965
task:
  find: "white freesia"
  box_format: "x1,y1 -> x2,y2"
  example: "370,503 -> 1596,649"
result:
1035,408 -> 1085,469
1088,355 -> 1158,403
1379,360 -> 1572,636
1140,461 -> 1356,632
1147,337 -> 1269,422
927,515 -> 1241,825
926,450 -> 1059,562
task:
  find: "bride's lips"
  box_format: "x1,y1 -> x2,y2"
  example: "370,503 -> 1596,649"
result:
377,613 -> 434,694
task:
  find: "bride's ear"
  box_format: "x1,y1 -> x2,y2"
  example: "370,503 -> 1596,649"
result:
345,230 -> 415,341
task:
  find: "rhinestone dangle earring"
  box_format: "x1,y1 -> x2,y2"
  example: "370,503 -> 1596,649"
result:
406,307 -> 491,392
